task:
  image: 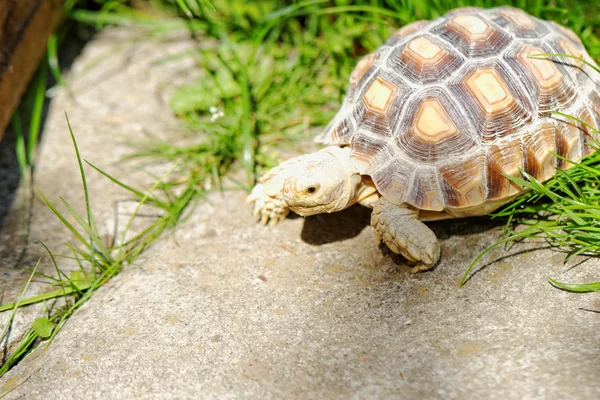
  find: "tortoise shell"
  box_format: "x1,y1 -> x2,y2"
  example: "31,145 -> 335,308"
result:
316,6 -> 600,213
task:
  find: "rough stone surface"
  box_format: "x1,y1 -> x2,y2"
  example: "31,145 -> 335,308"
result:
1,27 -> 600,399
0,27 -> 196,361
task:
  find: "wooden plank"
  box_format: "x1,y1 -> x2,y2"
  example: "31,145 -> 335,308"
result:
0,0 -> 62,141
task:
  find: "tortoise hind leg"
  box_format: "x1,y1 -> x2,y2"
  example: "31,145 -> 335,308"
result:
370,198 -> 441,272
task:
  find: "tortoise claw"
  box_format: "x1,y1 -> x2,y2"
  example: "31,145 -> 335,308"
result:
248,183 -> 290,225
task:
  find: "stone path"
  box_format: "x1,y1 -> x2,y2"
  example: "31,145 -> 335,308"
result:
0,27 -> 599,399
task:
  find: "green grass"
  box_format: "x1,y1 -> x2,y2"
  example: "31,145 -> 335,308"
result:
1,0 -> 600,381
0,113 -> 202,379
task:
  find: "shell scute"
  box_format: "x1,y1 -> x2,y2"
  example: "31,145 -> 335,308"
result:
505,43 -> 577,115
557,39 -> 585,68
396,89 -> 477,163
449,61 -> 534,142
486,137 -> 523,200
386,20 -> 430,47
363,76 -> 397,114
466,66 -> 514,113
589,90 -> 600,129
576,107 -> 599,155
523,122 -> 556,181
354,71 -> 414,138
405,168 -> 444,211
497,7 -> 537,30
432,13 -> 512,58
351,134 -> 397,174
387,34 -> 464,84
413,98 -> 457,141
550,38 -> 600,90
555,120 -> 583,169
438,151 -> 486,207
350,53 -> 379,89
344,50 -> 384,102
549,21 -> 583,45
368,158 -> 414,205
491,6 -> 549,38
320,115 -> 355,146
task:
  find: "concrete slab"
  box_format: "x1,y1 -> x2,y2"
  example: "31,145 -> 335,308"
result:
0,27 -> 196,360
1,26 -> 599,400
1,191 -> 600,399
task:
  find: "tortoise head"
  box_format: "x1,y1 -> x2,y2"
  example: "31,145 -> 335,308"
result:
282,146 -> 361,216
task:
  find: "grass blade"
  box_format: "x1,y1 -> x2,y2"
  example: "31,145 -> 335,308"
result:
36,189 -> 91,248
59,197 -> 110,256
11,113 -> 27,175
548,278 -> 600,292
27,63 -> 48,164
0,259 -> 41,341
65,113 -> 94,230
0,283 -> 91,313
85,161 -> 168,209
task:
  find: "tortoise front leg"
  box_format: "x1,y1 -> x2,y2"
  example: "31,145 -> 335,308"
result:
247,155 -> 306,225
370,198 -> 441,272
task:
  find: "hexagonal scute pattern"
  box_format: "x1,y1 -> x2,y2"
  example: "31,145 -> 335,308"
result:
351,71 -> 414,139
316,6 -> 600,211
491,6 -> 549,39
394,89 -> 477,163
504,42 -> 576,115
387,34 -> 464,84
449,61 -> 534,143
432,14 -> 512,58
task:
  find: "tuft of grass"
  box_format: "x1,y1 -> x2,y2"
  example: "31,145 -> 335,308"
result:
0,115 -> 202,377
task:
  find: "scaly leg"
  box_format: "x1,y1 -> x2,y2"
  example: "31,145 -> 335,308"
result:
370,197 -> 441,273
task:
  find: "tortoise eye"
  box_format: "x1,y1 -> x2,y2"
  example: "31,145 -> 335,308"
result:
306,185 -> 318,194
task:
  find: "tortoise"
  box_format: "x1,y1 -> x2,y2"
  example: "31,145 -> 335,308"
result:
247,6 -> 600,272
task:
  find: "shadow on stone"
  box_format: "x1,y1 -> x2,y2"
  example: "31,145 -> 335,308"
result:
0,132 -> 22,231
300,202 -> 506,247
427,215 -> 506,240
300,204 -> 371,245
